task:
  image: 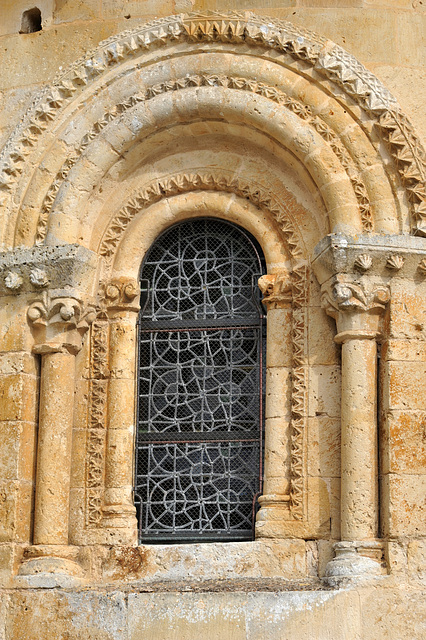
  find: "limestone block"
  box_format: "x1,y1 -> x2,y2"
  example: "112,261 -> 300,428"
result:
0,374 -> 37,422
53,0 -> 101,24
0,0 -> 54,37
396,11 -> 426,66
289,8 -> 398,65
381,473 -> 426,537
0,422 -> 22,480
308,365 -> 341,418
384,361 -> 426,412
0,544 -> 17,588
0,421 -> 36,481
306,476 -> 331,537
14,480 -> 33,543
0,299 -> 33,353
265,308 -> 292,368
128,590 -> 363,640
102,0 -> 174,18
388,292 -> 426,340
407,539 -> 426,578
381,410 -> 426,474
307,416 -> 341,477
264,416 -> 292,485
317,539 -> 335,578
245,590 -> 362,640
385,540 -> 408,575
7,590 -> 127,640
105,540 -> 307,583
0,481 -> 17,542
265,367 -> 291,419
0,591 -> 7,639
129,592 -> 247,640
0,352 -> 37,377
308,306 -> 339,365
70,428 -> 87,488
383,338 -> 426,362
359,587 -> 426,640
0,479 -> 32,543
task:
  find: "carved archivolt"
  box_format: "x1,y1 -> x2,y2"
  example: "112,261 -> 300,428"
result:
0,12 -> 424,235
35,74 -> 373,244
100,171 -> 306,263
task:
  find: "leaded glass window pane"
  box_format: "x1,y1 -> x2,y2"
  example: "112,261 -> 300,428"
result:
135,219 -> 265,543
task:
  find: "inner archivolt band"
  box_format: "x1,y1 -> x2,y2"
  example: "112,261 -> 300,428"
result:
135,218 -> 266,542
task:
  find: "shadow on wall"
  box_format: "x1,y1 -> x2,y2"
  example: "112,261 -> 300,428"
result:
20,7 -> 42,33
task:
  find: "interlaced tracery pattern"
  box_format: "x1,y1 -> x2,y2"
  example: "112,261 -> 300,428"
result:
136,219 -> 265,542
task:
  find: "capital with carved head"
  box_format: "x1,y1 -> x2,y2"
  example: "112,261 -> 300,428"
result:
258,271 -> 292,310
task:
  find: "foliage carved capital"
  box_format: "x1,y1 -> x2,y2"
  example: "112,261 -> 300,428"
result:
28,291 -> 96,354
321,275 -> 390,341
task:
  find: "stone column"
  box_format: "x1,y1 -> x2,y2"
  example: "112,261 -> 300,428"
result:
101,279 -> 139,545
21,290 -> 95,583
321,275 -> 390,579
255,272 -> 293,537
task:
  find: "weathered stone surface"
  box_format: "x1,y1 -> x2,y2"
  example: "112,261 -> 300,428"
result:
0,3 -> 425,636
6,590 -> 127,640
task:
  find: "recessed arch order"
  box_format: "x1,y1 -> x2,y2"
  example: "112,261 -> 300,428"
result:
0,11 -> 425,264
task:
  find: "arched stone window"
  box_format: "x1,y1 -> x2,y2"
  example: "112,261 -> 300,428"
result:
135,218 -> 266,542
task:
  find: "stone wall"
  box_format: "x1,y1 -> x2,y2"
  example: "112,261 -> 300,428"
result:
0,2 -> 425,638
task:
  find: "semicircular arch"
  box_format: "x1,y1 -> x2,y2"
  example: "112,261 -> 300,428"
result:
0,11 -> 424,251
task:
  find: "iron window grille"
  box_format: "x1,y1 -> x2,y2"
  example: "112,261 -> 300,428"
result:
135,218 -> 266,543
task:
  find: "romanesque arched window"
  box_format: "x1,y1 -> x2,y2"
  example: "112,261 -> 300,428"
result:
135,218 -> 266,542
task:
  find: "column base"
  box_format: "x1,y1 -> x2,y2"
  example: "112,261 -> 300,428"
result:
17,545 -> 84,588
102,502 -> 136,526
325,541 -> 386,586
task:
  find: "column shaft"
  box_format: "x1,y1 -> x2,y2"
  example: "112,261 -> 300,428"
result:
103,315 -> 137,532
34,351 -> 75,545
340,337 -> 378,541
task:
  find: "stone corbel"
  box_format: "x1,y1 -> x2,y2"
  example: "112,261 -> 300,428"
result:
258,271 -> 292,310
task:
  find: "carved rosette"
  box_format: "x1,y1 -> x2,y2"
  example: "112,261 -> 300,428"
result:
28,290 -> 96,354
321,275 -> 390,341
